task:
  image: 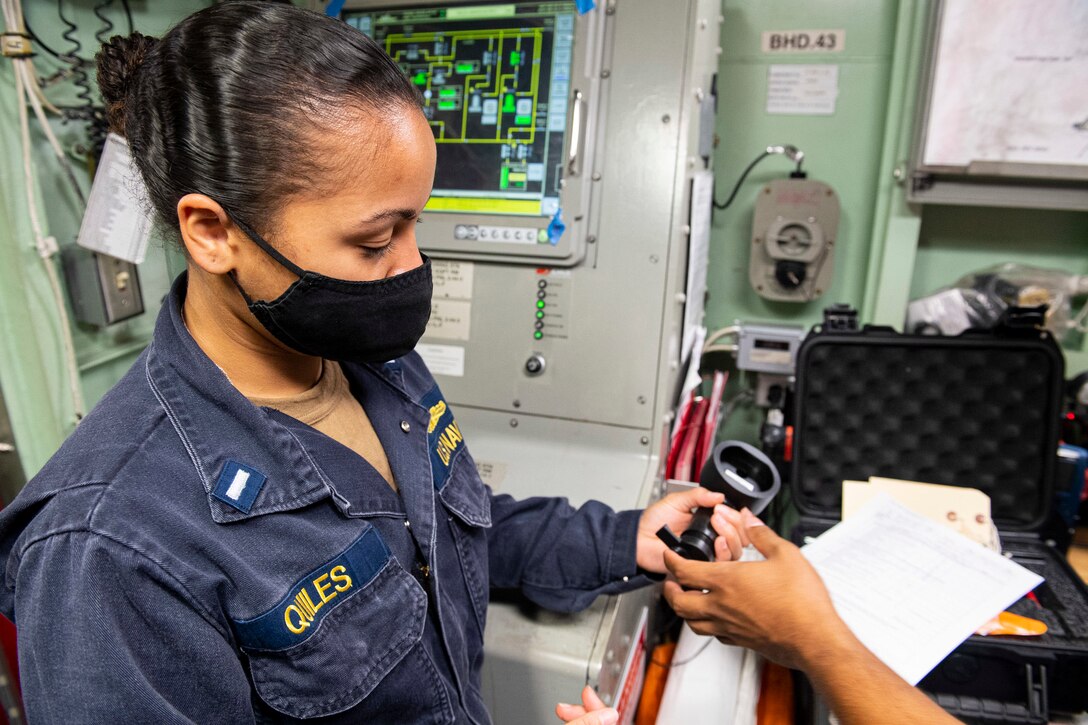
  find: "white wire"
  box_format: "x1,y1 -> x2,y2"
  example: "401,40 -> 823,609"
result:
12,47 -> 87,422
703,325 -> 741,354
3,0 -> 66,115
17,60 -> 86,205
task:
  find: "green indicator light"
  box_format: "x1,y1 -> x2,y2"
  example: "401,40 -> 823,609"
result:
514,115 -> 531,125
438,88 -> 458,98
534,331 -> 543,340
536,300 -> 546,309
412,72 -> 427,85
437,101 -> 457,111
502,94 -> 516,113
500,167 -> 510,190
510,50 -> 521,65
456,63 -> 474,74
536,311 -> 544,319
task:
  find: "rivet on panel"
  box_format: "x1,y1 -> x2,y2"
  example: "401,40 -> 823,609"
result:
513,399 -> 521,408
510,419 -> 519,428
605,3 -> 616,14
601,69 -> 611,79
637,396 -> 647,405
649,255 -> 659,264
587,235 -> 597,244
640,436 -> 650,445
662,114 -> 671,124
592,171 -> 602,181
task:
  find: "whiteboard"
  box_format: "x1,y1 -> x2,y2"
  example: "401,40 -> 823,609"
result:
920,0 -> 1088,178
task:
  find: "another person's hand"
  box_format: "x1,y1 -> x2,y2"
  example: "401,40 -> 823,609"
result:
662,509 -> 848,671
636,487 -> 748,573
555,686 -> 617,724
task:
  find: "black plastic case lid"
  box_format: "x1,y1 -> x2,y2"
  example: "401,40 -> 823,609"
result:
791,326 -> 1064,532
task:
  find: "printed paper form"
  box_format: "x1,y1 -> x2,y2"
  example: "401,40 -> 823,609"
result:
803,494 -> 1043,685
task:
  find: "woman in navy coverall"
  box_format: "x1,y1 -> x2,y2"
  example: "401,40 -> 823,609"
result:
0,3 -> 743,723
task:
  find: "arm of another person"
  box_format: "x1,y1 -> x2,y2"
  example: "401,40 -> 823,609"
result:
11,531 -> 254,723
488,486 -> 745,613
663,510 -> 960,725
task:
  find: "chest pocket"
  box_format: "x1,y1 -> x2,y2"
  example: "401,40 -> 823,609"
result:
438,446 -> 492,633
234,527 -> 453,722
424,384 -> 493,631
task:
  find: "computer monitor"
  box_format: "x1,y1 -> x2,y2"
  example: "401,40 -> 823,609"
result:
343,2 -> 595,263
347,2 -> 573,219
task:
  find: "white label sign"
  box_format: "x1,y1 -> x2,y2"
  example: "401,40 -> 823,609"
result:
762,29 -> 845,54
431,260 -> 475,300
417,343 -> 465,377
426,299 -> 472,341
474,460 -> 508,490
76,133 -> 153,264
767,64 -> 839,116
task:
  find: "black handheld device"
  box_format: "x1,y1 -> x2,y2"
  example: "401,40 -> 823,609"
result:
656,440 -> 780,562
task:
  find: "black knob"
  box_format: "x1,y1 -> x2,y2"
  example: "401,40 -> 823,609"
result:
774,260 -> 807,290
524,354 -> 546,376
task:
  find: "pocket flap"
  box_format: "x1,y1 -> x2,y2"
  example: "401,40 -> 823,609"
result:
438,456 -> 492,529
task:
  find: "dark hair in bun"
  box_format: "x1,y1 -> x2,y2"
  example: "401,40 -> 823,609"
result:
96,32 -> 158,137
93,1 -> 421,238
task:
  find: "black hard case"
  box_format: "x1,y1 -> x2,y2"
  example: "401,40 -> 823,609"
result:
790,321 -> 1088,724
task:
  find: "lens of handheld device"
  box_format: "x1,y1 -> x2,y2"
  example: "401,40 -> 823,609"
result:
656,441 -> 781,562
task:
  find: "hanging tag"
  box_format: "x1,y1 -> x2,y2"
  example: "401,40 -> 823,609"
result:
76,133 -> 152,264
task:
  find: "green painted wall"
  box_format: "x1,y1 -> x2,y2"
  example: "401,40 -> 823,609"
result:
1,0 -> 1085,477
707,0 -> 1087,443
707,0 -> 899,331
0,0 -> 206,477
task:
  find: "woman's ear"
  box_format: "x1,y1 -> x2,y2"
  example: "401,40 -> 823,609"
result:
177,194 -> 239,275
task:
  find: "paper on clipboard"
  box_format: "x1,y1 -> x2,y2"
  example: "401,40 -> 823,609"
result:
804,494 -> 1042,685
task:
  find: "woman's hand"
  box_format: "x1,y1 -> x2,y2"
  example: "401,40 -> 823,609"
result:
662,510 -> 843,671
636,487 -> 749,573
555,686 -> 617,725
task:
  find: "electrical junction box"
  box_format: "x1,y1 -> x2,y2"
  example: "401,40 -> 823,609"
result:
61,247 -> 144,327
735,324 -> 807,376
749,178 -> 840,303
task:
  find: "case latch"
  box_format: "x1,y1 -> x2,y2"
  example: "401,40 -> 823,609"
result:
822,303 -> 859,332
997,305 -> 1049,336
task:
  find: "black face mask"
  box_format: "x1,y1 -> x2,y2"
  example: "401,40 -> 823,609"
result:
227,217 -> 432,364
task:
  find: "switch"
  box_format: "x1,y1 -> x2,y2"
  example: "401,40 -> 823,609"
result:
524,354 -> 546,376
